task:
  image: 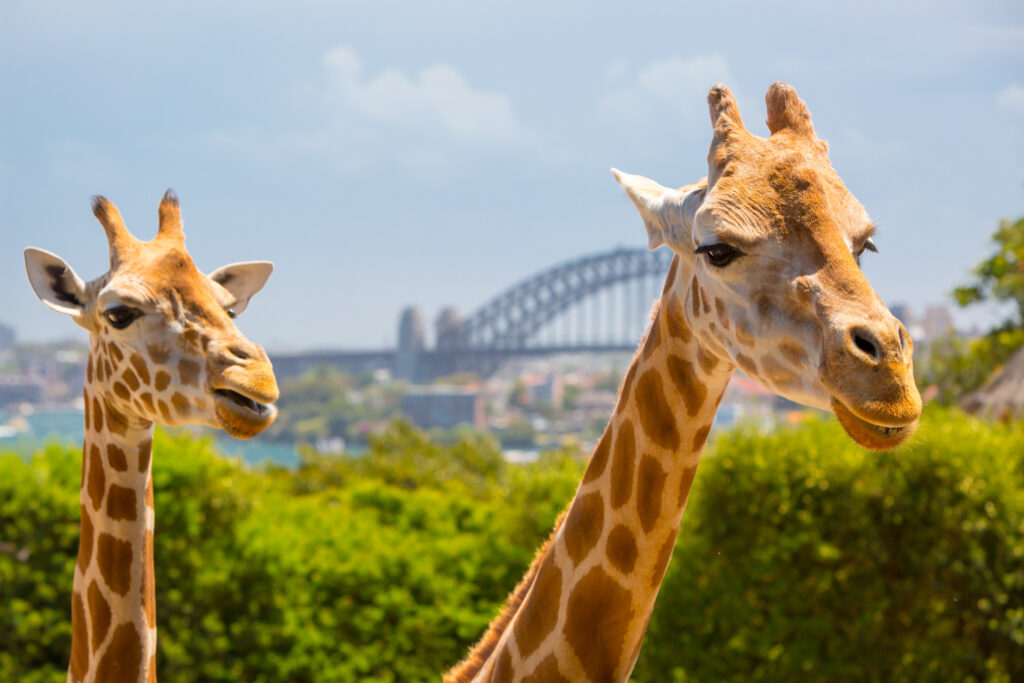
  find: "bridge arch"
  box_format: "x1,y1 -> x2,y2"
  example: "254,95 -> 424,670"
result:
460,247 -> 675,351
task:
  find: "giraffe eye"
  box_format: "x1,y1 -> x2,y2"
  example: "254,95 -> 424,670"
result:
226,309 -> 237,319
695,243 -> 743,268
103,305 -> 142,330
854,238 -> 878,266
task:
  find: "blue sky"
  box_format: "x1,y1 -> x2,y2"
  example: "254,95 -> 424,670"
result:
2,0 -> 1022,350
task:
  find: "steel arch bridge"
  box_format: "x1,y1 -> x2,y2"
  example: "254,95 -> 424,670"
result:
461,246 -> 674,352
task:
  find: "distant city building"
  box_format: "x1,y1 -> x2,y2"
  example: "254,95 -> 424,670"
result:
396,307 -> 425,381
920,305 -> 954,340
401,385 -> 485,430
0,375 -> 44,406
0,322 -> 15,350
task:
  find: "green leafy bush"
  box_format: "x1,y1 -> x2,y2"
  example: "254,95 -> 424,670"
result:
1,413 -> 1021,682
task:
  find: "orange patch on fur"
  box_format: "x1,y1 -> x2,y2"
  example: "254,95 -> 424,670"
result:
606,524 -> 638,574
94,623 -> 142,683
512,551 -> 562,658
143,530 -> 156,628
130,352 -> 150,386
635,369 -> 681,449
611,419 -> 636,509
106,484 -> 137,522
96,533 -> 133,596
564,491 -> 605,565
582,428 -> 612,483
563,566 -> 634,683
153,370 -> 171,392
637,455 -> 666,534
87,580 -> 111,653
87,445 -> 105,510
70,591 -> 90,682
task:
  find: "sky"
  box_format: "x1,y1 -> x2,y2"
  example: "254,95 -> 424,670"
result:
2,0 -> 1022,352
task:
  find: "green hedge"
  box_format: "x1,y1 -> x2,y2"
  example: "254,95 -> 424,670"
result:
1,412 -> 1021,681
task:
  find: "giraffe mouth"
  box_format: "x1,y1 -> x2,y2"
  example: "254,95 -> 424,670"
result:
831,397 -> 916,451
213,387 -> 277,437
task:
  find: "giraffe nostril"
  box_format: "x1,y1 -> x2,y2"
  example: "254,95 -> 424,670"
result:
228,345 -> 252,361
851,330 -> 879,361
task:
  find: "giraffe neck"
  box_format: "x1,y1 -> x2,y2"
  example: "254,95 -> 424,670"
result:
69,347 -> 157,683
450,270 -> 734,683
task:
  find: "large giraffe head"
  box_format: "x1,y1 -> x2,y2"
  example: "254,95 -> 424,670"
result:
614,83 -> 922,449
24,192 -> 279,437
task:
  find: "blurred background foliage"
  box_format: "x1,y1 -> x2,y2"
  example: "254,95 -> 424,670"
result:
918,214 -> 1024,405
2,410 -> 1022,682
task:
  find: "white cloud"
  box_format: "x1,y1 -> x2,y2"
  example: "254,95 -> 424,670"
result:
212,46 -> 537,180
599,54 -> 732,123
996,84 -> 1024,117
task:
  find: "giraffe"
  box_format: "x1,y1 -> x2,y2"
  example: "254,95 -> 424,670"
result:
24,191 -> 280,683
445,82 -> 922,682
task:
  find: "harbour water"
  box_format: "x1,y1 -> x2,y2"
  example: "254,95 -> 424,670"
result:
0,408 -> 300,467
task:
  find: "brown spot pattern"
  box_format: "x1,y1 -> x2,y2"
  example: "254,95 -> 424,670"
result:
512,552 -> 562,658
139,392 -> 155,413
735,319 -> 755,347
130,352 -> 151,386
678,465 -> 699,506
635,370 -> 680,450
619,362 -> 638,407
583,429 -> 612,483
78,505 -> 94,573
700,287 -> 711,314
154,370 -> 171,392
158,399 -> 173,423
106,444 -> 128,472
106,484 -> 137,521
138,440 -> 152,473
87,580 -> 111,653
70,591 -> 89,682
637,455 -> 666,534
662,255 -> 679,295
564,566 -> 634,683
565,492 -> 605,565
91,396 -> 103,433
122,368 -> 140,392
650,534 -> 677,588
692,425 -> 712,451
112,381 -> 130,401
94,623 -> 142,683
610,420 -> 636,509
715,297 -> 730,329
690,277 -> 701,317
108,342 -> 123,364
178,358 -> 201,387
642,313 -> 661,361
523,655 -> 570,683
779,339 -> 808,367
147,344 -> 170,365
736,353 -> 758,374
86,357 -> 94,383
87,445 -> 105,510
97,533 -> 133,596
143,530 -> 156,628
492,649 -> 512,682
696,345 -> 719,374
667,355 -> 708,417
171,392 -> 190,417
665,295 -> 693,343
606,524 -> 638,574
104,403 -> 128,437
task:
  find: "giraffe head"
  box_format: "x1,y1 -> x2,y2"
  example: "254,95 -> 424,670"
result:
24,191 -> 279,438
614,83 -> 921,450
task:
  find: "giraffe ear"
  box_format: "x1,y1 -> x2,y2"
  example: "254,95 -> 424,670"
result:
208,261 -> 273,316
612,169 -> 707,250
24,248 -> 88,319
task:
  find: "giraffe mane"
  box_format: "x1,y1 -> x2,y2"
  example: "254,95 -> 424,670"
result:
444,508 -> 568,682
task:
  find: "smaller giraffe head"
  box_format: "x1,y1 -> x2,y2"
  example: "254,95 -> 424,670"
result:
24,191 -> 279,438
614,83 -> 922,450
